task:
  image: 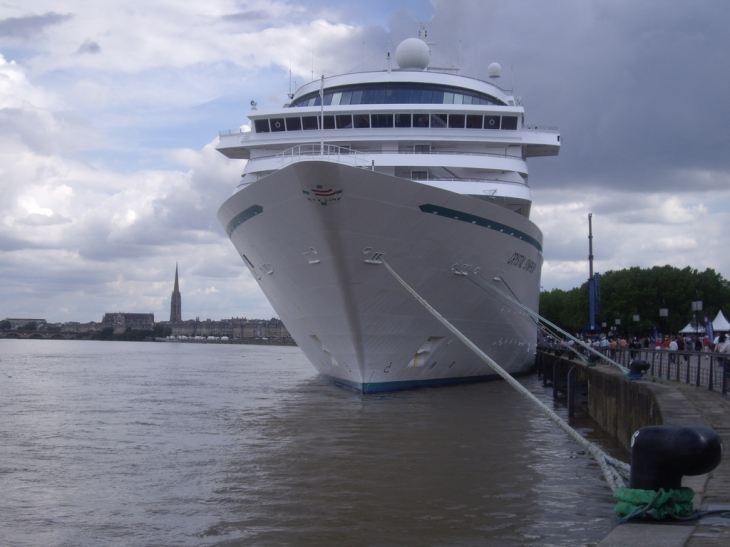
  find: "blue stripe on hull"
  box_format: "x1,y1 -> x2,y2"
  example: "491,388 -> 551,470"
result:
418,203 -> 542,252
322,369 -> 535,394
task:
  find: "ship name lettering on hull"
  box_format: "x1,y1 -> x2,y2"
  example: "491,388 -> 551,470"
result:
507,252 -> 536,274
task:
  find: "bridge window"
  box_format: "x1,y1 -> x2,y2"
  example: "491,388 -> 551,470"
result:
292,83 -> 506,107
353,114 -> 370,128
485,115 -> 500,129
414,113 -> 429,128
252,112 -> 517,133
448,114 -> 465,128
371,114 -> 393,128
430,113 -> 447,128
501,116 -> 518,130
285,117 -> 302,131
302,116 -> 319,130
336,115 -> 352,129
466,115 -> 483,129
395,113 -> 412,127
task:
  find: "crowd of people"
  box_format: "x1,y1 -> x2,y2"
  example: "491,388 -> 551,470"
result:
574,333 -> 730,363
543,331 -> 730,362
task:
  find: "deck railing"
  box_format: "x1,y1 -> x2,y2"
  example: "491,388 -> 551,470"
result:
558,346 -> 729,395
276,144 -> 371,168
257,146 -> 524,164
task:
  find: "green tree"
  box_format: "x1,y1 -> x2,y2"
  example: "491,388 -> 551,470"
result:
540,266 -> 730,338
153,323 -> 173,337
93,327 -> 116,340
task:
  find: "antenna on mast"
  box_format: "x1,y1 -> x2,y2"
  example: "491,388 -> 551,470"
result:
588,213 -> 594,279
587,213 -> 601,332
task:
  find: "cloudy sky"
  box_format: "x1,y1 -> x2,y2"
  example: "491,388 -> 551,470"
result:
1,0 -> 729,323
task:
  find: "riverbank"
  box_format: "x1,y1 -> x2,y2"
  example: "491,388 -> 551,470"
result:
154,337 -> 296,345
540,352 -> 729,545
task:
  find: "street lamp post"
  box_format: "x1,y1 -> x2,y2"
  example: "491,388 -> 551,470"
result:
692,301 -> 703,337
659,308 -> 668,338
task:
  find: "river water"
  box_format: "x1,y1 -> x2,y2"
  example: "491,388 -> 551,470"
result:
0,340 -> 623,546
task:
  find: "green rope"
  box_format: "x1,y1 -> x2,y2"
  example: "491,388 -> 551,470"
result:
614,487 -> 696,523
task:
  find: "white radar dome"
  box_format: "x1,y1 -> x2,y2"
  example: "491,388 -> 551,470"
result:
395,38 -> 430,70
488,62 -> 502,79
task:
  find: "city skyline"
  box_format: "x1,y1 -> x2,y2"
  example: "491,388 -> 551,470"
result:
1,1 -> 730,322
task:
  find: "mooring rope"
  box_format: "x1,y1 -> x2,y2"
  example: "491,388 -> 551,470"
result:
381,260 -> 630,491
460,267 -> 629,374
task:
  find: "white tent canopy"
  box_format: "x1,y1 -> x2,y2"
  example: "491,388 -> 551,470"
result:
679,322 -> 703,334
678,310 -> 730,334
713,310 -> 730,332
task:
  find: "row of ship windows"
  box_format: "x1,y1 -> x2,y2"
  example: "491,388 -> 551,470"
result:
292,88 -> 502,107
254,113 -> 519,133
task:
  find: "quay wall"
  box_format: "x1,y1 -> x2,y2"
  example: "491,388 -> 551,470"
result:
538,352 -> 675,452
539,352 -> 729,546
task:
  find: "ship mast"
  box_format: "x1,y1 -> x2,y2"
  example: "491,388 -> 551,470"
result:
588,213 -> 598,331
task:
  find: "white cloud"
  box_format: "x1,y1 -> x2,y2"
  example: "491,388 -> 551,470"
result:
534,186 -> 730,292
0,0 -> 729,325
0,54 -> 55,108
0,43 -> 272,321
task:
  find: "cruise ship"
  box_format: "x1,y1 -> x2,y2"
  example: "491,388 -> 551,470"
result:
216,38 -> 560,393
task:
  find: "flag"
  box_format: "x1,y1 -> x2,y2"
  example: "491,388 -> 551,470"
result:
703,313 -> 714,341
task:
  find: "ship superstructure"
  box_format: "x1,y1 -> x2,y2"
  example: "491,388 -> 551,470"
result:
217,38 -> 560,392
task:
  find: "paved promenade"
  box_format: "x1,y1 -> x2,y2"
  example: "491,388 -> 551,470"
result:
598,379 -> 730,546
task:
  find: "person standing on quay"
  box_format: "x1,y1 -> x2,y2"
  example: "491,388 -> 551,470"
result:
715,334 -> 729,366
669,336 -> 678,363
677,336 -> 687,363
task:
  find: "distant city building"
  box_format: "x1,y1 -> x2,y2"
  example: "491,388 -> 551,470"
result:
170,263 -> 182,323
60,321 -> 101,333
101,313 -> 155,334
167,317 -> 292,341
3,318 -> 47,329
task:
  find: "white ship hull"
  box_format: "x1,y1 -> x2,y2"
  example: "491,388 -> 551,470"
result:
218,160 -> 543,393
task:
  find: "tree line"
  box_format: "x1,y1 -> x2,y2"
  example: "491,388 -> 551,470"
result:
539,266 -> 730,337
90,324 -> 173,341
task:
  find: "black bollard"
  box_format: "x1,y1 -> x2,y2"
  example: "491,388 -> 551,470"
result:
629,425 -> 723,491
628,359 -> 651,378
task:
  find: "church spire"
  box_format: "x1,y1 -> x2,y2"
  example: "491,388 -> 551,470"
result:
170,263 -> 182,323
